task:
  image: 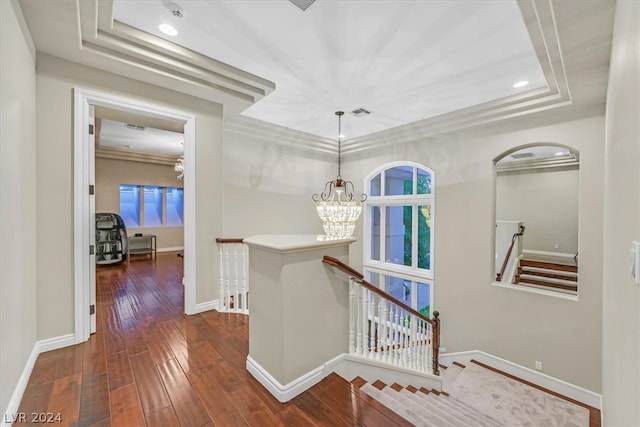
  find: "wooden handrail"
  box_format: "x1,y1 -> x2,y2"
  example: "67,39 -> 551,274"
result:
323,256 -> 435,326
215,238 -> 245,244
496,225 -> 525,282
323,255 -> 441,375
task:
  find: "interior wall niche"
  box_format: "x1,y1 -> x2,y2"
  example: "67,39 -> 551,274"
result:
493,143 -> 579,296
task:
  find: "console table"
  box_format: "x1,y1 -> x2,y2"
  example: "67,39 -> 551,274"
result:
128,234 -> 156,259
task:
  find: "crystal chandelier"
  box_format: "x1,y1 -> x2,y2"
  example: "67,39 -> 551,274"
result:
174,156 -> 184,180
312,111 -> 366,239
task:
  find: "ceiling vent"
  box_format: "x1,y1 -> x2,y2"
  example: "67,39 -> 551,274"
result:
125,123 -> 146,131
351,108 -> 372,118
510,152 -> 534,159
288,0 -> 315,11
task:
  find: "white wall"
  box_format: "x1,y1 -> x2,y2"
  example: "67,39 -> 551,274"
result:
344,116 -> 605,392
222,129 -> 333,237
601,1 -> 640,425
0,0 -> 38,414
95,158 -> 184,250
496,167 -> 579,254
35,54 -> 223,340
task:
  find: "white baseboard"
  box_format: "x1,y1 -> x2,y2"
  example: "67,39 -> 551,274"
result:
439,350 -> 602,409
2,333 -> 76,427
523,249 -> 576,259
157,246 -> 184,253
246,353 -> 442,403
246,356 -> 325,403
193,299 -> 218,314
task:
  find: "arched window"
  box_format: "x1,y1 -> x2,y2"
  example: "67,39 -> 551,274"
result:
363,162 -> 435,317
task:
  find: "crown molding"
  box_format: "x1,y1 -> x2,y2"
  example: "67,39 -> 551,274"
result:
226,0 -> 576,156
225,115 -> 337,155
95,145 -> 179,166
18,0 -> 275,116
337,0 -> 573,155
20,0 -> 608,156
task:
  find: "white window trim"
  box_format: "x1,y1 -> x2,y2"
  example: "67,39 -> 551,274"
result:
363,162 -> 435,281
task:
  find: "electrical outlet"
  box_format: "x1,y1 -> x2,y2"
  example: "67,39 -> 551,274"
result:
535,361 -> 543,371
554,244 -> 559,249
439,347 -> 447,353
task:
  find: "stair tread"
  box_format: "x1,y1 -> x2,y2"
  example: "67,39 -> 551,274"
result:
519,259 -> 577,272
400,388 -> 502,427
425,392 -> 506,426
446,361 -> 590,426
361,383 -> 440,427
391,388 -> 462,426
517,277 -> 578,292
440,363 -> 465,389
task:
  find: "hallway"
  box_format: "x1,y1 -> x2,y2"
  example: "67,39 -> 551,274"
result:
15,252 -> 409,426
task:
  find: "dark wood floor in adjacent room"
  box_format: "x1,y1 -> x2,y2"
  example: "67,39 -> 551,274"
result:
15,252 -> 411,427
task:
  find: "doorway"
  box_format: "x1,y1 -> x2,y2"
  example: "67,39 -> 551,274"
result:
74,88 -> 197,343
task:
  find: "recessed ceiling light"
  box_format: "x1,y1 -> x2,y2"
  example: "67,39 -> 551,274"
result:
513,81 -> 529,88
159,24 -> 178,36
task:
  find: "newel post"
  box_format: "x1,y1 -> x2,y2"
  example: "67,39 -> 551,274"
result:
432,311 -> 440,375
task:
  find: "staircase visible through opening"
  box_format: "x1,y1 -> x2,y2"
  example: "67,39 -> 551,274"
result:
516,253 -> 578,294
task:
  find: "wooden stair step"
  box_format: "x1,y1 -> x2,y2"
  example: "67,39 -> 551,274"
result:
520,267 -> 577,281
516,276 -> 578,291
519,259 -> 577,273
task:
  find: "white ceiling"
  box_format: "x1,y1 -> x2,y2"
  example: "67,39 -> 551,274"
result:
18,0 -> 616,154
99,119 -> 184,156
112,0 -> 546,140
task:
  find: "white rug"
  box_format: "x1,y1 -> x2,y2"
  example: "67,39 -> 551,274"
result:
446,362 -> 590,427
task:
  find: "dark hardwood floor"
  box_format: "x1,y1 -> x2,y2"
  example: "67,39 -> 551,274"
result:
15,252 -> 411,427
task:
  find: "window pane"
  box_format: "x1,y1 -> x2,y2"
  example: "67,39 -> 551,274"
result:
370,173 -> 381,196
368,271 -> 381,287
166,187 -> 184,226
417,168 -> 432,194
418,205 -> 432,269
384,274 -> 411,304
384,166 -> 413,195
386,205 -> 411,267
119,184 -> 140,228
417,282 -> 431,317
370,206 -> 381,261
143,186 -> 163,227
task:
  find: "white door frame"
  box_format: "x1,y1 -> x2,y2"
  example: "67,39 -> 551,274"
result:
73,88 -> 197,343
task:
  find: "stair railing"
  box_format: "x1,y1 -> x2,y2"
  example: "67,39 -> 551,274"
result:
323,255 -> 440,376
496,225 -> 525,282
215,238 -> 249,314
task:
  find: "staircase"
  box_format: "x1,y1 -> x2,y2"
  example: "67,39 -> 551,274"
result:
353,360 -> 596,427
515,256 -> 578,294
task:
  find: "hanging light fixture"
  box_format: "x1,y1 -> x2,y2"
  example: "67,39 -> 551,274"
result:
312,111 -> 367,239
174,156 -> 184,180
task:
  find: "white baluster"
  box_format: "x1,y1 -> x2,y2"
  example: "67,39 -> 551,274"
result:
363,289 -> 371,358
410,315 -> 417,370
233,244 -> 239,313
224,247 -> 231,311
355,285 -> 363,356
349,279 -> 356,354
218,243 -> 225,312
392,306 -> 399,366
242,244 -> 248,313
381,299 -> 389,363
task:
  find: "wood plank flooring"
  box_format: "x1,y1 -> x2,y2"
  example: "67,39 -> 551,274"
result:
15,252 -> 411,427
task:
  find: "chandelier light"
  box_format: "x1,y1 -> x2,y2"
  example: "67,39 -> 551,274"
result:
312,111 -> 367,239
174,156 -> 184,180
